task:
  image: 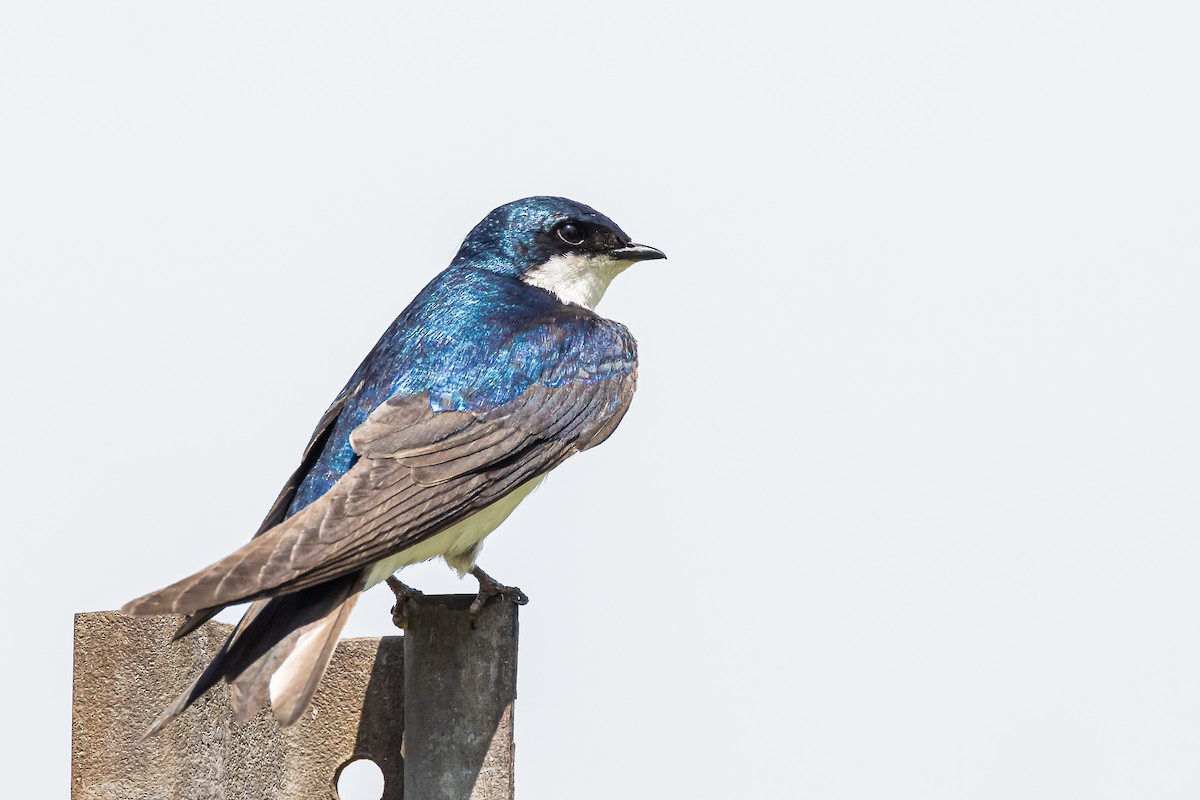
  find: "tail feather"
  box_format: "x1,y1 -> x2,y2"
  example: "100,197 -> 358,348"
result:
141,574 -> 362,738
266,591 -> 359,725
227,584 -> 360,724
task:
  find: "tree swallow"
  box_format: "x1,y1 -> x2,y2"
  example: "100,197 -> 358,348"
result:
122,196 -> 664,735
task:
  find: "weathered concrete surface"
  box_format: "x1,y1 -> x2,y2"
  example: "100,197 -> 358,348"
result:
72,611 -> 405,800
403,596 -> 518,800
73,599 -> 520,800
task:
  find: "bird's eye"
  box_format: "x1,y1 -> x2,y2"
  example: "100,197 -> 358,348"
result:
556,222 -> 586,246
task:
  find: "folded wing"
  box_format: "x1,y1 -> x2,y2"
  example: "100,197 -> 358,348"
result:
122,333 -> 636,618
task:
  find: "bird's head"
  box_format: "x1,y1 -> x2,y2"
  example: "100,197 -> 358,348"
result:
452,196 -> 665,309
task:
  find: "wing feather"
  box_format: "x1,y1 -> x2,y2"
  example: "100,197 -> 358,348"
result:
123,326 -> 637,618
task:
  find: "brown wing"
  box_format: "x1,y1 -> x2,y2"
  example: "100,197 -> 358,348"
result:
122,367 -> 635,617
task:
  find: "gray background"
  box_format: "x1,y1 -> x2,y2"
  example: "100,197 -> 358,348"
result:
3,1 -> 1199,797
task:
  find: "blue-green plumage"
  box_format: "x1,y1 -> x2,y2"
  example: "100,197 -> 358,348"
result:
288,197 -> 642,515
289,265 -> 638,514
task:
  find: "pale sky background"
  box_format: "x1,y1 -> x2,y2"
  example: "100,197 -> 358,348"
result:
3,2 -> 1200,797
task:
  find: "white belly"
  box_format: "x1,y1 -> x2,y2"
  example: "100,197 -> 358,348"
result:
361,476 -> 544,586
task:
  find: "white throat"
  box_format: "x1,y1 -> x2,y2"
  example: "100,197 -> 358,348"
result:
521,253 -> 634,310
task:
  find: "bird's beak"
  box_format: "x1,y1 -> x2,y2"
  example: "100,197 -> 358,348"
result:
609,243 -> 667,262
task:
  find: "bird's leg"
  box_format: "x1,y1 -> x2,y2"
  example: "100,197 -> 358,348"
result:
386,575 -> 423,630
468,565 -> 529,627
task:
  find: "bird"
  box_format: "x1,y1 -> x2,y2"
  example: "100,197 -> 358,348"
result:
121,196 -> 664,736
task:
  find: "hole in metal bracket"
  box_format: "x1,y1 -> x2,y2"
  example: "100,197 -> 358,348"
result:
334,756 -> 384,800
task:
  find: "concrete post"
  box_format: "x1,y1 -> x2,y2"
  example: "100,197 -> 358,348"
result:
71,611 -> 406,799
402,595 -> 518,800
71,599 -> 518,800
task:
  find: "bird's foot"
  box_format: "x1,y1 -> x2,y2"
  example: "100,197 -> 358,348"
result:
386,575 -> 423,630
468,566 -> 529,628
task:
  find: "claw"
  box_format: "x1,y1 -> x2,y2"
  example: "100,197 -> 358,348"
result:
386,575 -> 423,630
468,566 -> 529,628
